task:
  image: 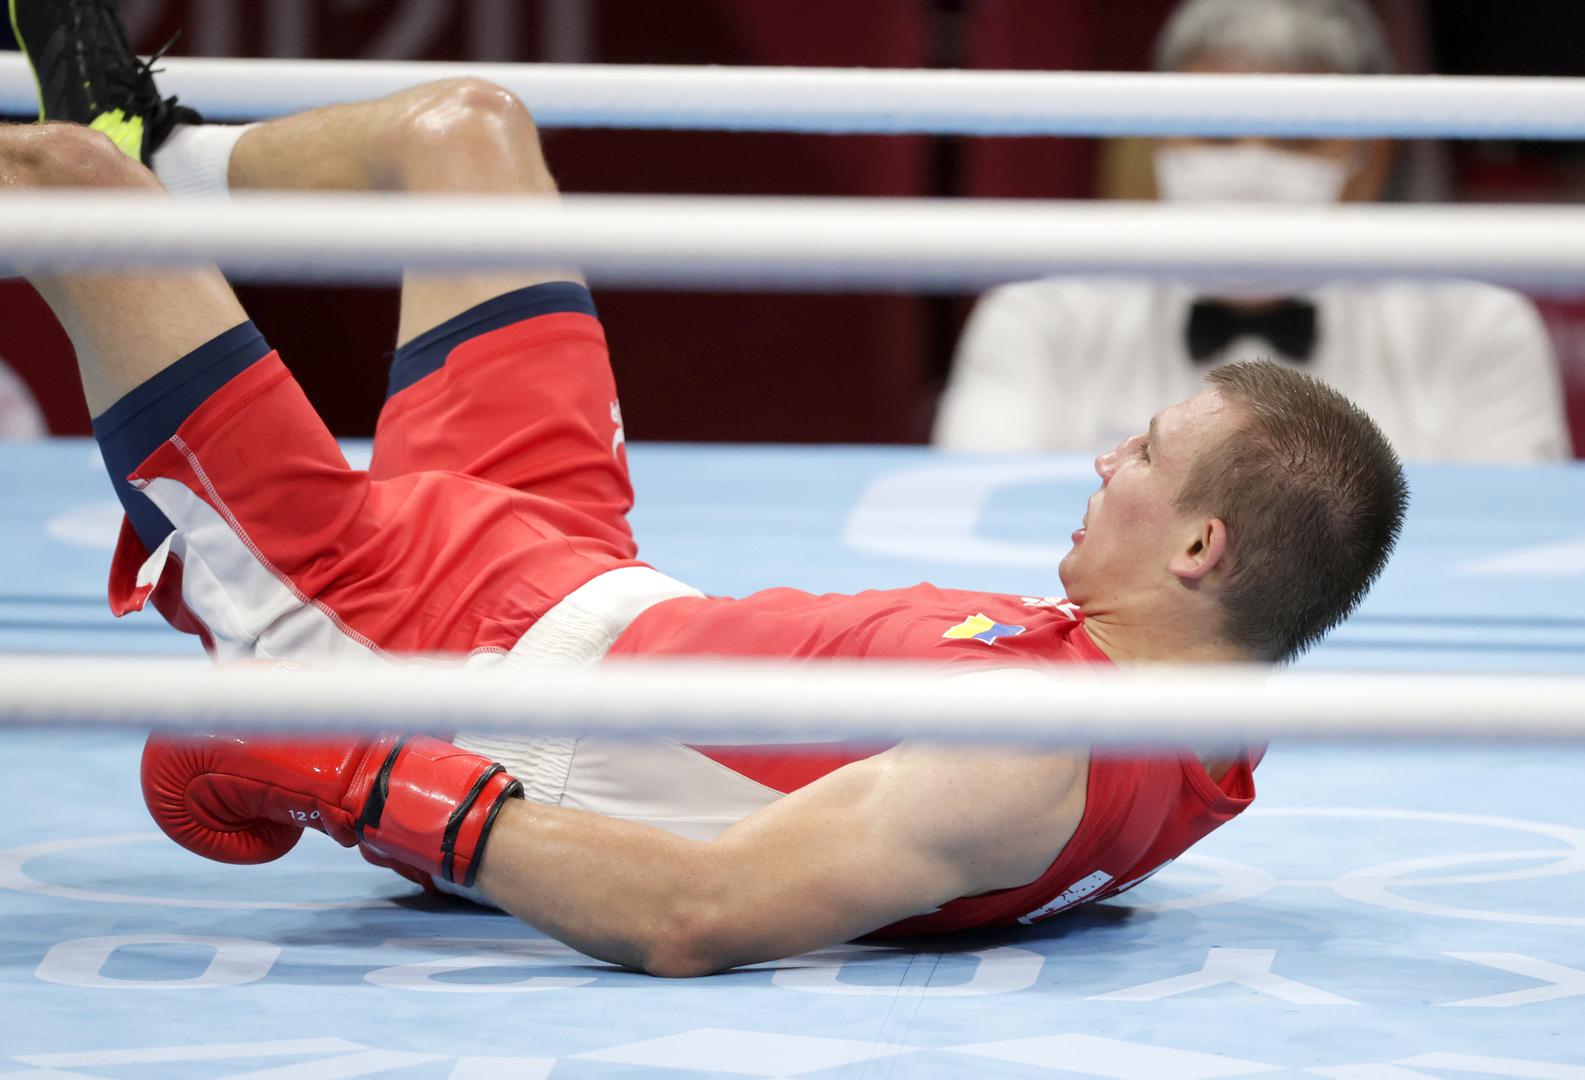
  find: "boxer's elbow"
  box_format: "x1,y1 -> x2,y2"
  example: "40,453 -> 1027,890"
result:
638,898 -> 738,978
641,942 -> 726,979
628,865 -> 746,978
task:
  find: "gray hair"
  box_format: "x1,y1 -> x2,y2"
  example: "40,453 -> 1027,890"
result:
1154,0 -> 1394,76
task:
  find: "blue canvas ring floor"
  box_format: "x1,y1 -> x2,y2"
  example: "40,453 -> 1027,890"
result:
2,441 -> 1583,1078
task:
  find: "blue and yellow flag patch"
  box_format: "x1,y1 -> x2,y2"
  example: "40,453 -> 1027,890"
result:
943,613 -> 1026,646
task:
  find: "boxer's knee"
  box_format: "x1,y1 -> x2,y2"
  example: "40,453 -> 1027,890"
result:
0,122 -> 161,190
389,78 -> 553,194
408,77 -> 539,132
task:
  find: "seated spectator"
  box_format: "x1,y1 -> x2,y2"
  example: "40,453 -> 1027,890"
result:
0,354 -> 46,440
934,0 -> 1570,462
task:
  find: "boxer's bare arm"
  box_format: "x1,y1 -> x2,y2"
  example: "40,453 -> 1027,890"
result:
474,744 -> 1089,977
226,79 -> 581,346
0,123 -> 247,415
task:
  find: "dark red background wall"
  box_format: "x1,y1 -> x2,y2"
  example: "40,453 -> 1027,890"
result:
4,0 -> 1584,450
0,0 -> 1174,445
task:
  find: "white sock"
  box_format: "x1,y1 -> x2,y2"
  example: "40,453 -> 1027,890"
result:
150,122 -> 258,199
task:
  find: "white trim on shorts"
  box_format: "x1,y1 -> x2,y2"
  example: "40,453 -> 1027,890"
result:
453,563 -> 789,849
453,564 -> 705,803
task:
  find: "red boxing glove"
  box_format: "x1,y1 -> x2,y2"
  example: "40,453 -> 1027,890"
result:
358,844 -> 440,895
141,732 -> 521,888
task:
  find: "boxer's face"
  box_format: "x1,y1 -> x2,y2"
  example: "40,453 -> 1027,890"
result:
1059,388 -> 1236,608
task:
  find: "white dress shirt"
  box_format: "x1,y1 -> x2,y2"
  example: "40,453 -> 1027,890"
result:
934,278 -> 1570,462
0,357 -> 45,441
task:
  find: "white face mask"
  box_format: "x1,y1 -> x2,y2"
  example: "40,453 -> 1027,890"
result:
1153,143 -> 1351,205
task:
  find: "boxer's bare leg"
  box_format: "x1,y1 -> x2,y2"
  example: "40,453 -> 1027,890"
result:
226,78 -> 580,346
0,123 -> 248,415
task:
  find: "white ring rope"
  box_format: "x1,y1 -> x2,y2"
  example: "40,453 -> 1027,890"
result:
4,54 -> 1585,138
2,60 -> 1579,748
1,658 -> 1582,743
5,191 -> 1585,290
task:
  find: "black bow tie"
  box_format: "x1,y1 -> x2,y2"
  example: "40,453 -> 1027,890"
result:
1186,298 -> 1317,362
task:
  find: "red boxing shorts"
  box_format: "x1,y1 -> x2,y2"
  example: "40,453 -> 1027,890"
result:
100,282 -> 699,666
